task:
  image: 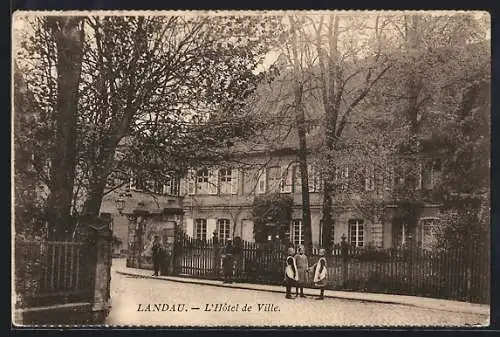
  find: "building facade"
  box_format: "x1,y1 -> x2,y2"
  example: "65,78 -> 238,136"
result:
178,150 -> 442,250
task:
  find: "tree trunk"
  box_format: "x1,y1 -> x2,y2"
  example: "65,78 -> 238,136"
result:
46,17 -> 84,240
83,179 -> 108,219
404,15 -> 422,250
289,16 -> 313,255
295,90 -> 313,256
321,180 -> 335,252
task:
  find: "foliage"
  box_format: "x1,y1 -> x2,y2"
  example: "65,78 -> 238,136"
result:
251,193 -> 294,243
356,13 -> 490,247
14,14 -> 285,236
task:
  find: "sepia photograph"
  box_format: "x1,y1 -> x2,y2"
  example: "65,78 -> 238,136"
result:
11,10 -> 491,327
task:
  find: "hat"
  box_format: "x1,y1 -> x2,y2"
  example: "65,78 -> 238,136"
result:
287,247 -> 295,255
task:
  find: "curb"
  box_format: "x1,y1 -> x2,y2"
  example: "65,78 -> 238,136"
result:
115,270 -> 489,316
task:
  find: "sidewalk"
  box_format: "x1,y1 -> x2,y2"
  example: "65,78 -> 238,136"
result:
114,260 -> 489,316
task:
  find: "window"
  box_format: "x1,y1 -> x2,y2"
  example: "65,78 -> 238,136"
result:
364,165 -> 375,191
334,165 -> 349,191
152,180 -> 163,195
308,165 -> 319,192
293,165 -> 302,193
371,223 -> 384,248
257,169 -> 266,194
422,162 -> 434,189
348,219 -> 364,247
195,219 -> 207,241
197,169 -> 209,183
384,163 -> 393,190
219,168 -> 232,195
394,222 -> 412,247
421,218 -> 438,249
217,219 -> 231,245
164,177 -> 179,196
267,166 -> 281,192
220,169 -> 232,182
290,219 -> 304,245
196,169 -> 210,193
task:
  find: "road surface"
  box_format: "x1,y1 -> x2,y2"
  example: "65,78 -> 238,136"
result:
106,259 -> 489,327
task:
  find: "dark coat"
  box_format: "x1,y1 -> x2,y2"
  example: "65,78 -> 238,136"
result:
222,244 -> 235,275
152,242 -> 162,260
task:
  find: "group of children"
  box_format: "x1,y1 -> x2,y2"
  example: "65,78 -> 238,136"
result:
284,245 -> 327,300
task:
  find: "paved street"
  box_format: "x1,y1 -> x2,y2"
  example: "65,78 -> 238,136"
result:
106,259 -> 488,327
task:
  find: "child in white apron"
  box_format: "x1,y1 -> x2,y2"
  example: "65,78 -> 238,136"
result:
284,247 -> 298,299
309,248 -> 327,300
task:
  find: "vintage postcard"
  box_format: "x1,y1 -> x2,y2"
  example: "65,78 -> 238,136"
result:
12,10 -> 491,327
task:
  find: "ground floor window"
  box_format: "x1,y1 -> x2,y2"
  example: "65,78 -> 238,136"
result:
393,221 -> 413,247
370,223 -> 384,248
195,219 -> 207,241
421,218 -> 438,249
290,219 -> 304,246
348,219 -> 364,247
217,218 -> 231,244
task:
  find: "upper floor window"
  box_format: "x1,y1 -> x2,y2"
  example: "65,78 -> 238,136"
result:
267,166 -> 282,192
152,180 -> 163,195
196,169 -> 210,194
219,168 -> 232,195
364,165 -> 375,191
293,164 -> 302,193
334,165 -> 349,191
257,169 -> 266,194
308,164 -> 320,192
164,177 -> 179,196
220,169 -> 232,183
384,164 -> 393,190
197,169 -> 209,183
422,162 -> 434,190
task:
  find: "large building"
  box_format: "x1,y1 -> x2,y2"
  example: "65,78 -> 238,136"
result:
177,142 -> 442,250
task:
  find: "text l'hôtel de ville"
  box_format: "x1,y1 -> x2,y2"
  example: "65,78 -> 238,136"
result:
137,303 -> 280,312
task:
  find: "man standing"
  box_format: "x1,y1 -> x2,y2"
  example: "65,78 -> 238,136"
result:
284,247 -> 298,299
152,235 -> 162,277
294,245 -> 309,298
222,240 -> 235,284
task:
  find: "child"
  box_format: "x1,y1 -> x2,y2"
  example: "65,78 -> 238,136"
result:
294,245 -> 309,298
284,247 -> 298,299
309,248 -> 328,300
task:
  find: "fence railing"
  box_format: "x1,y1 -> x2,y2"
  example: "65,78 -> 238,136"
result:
15,240 -> 95,308
127,232 -> 490,304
